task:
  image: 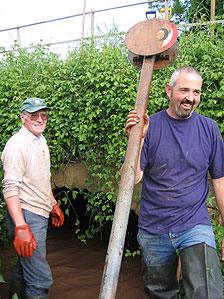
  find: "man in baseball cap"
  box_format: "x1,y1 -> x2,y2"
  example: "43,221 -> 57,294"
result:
2,97 -> 64,299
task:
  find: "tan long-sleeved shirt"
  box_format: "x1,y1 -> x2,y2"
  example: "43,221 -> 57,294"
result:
1,126 -> 53,218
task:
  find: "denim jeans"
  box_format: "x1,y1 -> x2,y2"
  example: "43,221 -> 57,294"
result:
137,224 -> 216,266
7,209 -> 53,297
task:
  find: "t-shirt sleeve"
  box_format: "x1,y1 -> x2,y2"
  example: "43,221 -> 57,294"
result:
208,122 -> 224,179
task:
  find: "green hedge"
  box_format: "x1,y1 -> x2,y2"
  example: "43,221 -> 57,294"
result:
0,24 -> 224,244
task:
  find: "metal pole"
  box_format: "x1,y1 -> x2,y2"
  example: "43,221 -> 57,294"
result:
99,55 -> 155,299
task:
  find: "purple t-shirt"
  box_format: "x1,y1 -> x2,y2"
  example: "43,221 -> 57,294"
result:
140,110 -> 224,234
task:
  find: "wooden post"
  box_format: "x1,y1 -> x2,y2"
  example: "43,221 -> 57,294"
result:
210,0 -> 216,36
210,0 -> 216,21
90,10 -> 95,44
164,0 -> 169,20
16,27 -> 21,47
80,0 -> 87,50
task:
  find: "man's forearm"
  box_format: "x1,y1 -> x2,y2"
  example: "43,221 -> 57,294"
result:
212,177 -> 224,222
135,138 -> 144,184
5,196 -> 26,226
120,138 -> 144,185
50,190 -> 57,206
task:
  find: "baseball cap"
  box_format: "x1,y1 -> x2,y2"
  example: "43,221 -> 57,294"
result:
20,98 -> 50,113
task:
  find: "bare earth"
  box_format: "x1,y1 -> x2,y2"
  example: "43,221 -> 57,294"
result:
0,228 -> 148,299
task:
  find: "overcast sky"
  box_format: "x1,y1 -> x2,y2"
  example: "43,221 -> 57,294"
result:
0,0 -> 157,55
0,1 -> 148,27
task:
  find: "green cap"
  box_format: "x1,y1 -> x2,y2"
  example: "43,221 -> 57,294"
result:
20,98 -> 50,113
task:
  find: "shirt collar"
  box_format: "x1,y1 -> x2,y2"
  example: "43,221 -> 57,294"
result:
20,126 -> 44,142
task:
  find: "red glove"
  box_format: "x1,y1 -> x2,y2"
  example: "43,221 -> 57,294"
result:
51,204 -> 64,227
13,224 -> 37,257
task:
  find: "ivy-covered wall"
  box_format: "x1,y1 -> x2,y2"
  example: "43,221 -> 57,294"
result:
0,25 -> 224,243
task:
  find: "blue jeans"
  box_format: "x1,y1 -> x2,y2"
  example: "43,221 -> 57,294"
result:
7,209 -> 53,297
138,225 -> 223,298
137,224 -> 216,266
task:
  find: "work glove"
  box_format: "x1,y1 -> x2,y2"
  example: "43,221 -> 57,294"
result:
13,224 -> 37,257
51,203 -> 64,227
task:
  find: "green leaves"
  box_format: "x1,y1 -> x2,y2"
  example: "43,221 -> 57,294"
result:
0,26 -> 224,245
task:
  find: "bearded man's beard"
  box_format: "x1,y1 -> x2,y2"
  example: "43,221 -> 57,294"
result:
175,99 -> 195,119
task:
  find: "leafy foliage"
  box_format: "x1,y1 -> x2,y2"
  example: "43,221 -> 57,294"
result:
148,1 -> 224,23
0,25 -> 223,257
186,0 -> 224,22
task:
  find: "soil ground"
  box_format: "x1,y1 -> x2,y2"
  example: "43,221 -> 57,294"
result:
0,217 -> 148,299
